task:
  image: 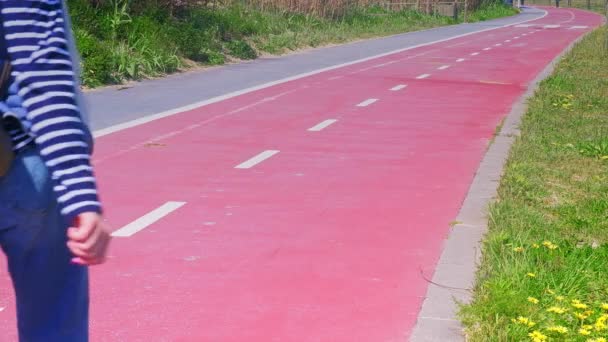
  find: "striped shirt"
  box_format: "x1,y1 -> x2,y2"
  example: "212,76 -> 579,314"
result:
0,0 -> 101,222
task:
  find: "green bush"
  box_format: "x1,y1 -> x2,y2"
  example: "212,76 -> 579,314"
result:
74,29 -> 117,87
226,40 -> 257,59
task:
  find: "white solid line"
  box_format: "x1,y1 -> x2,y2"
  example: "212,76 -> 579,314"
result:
416,74 -> 431,79
111,202 -> 186,237
308,119 -> 338,131
92,11 -> 548,138
235,150 -> 280,169
570,25 -> 588,29
437,65 -> 450,70
390,84 -> 407,91
544,24 -> 560,28
483,47 -> 491,51
456,58 -> 466,62
513,36 -> 520,39
470,52 -> 479,56
505,40 -> 511,42
494,43 -> 502,46
515,23 -> 533,27
357,98 -> 379,107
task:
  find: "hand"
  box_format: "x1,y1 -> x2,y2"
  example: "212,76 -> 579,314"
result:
67,212 -> 112,266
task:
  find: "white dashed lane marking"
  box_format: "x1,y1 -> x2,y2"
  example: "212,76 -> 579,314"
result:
112,202 -> 187,237
390,84 -> 407,91
235,150 -> 280,169
357,98 -> 379,107
308,119 -> 338,132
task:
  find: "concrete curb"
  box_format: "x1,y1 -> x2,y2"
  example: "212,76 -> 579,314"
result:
409,20 -> 603,342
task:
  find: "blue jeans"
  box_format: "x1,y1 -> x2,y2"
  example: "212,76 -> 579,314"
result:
0,147 -> 88,342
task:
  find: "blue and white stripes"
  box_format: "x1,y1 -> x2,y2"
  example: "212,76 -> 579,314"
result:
0,0 -> 101,222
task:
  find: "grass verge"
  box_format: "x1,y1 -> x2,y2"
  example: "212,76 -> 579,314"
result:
460,26 -> 608,341
67,0 -> 517,87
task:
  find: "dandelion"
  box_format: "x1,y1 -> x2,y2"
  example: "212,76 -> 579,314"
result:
542,241 -> 558,249
529,330 -> 548,342
556,296 -> 565,301
589,338 -> 607,342
528,297 -> 540,304
546,325 -> 568,334
579,328 -> 591,336
573,303 -> 589,310
527,273 -> 536,278
514,316 -> 536,327
601,303 -> 608,310
575,312 -> 590,320
583,325 -> 593,330
513,247 -> 525,253
547,306 -> 568,314
595,315 -> 608,331
532,243 -> 540,249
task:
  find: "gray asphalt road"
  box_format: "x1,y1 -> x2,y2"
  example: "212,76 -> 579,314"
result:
84,7 -> 544,132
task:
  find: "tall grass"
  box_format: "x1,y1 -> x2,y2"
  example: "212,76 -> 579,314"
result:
68,0 -> 516,87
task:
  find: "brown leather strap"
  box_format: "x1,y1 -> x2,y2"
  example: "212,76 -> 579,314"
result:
0,60 -> 14,177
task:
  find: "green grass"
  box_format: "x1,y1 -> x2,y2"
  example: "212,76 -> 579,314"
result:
68,0 -> 517,87
460,26 -> 608,341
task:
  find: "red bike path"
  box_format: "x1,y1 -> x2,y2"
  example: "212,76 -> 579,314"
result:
0,7 -> 603,341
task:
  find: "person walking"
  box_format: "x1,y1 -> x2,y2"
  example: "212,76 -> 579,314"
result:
0,1 -> 111,341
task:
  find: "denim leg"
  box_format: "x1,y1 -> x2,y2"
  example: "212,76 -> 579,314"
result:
0,148 -> 89,342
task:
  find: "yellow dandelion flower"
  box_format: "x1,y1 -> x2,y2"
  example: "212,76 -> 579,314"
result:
513,247 -> 525,253
573,303 -> 589,309
528,297 -> 540,304
529,330 -> 548,342
576,312 -> 590,320
546,325 -> 568,334
601,303 -> 608,310
515,316 -> 536,327
556,296 -> 565,301
527,273 -> 536,278
595,315 -> 608,331
583,325 -> 593,330
547,306 -> 567,314
532,243 -> 540,249
541,240 -> 558,249
579,328 -> 591,336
